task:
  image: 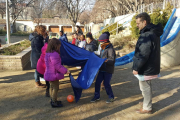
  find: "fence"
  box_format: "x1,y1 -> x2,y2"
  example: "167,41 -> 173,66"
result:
138,0 -> 180,13
93,0 -> 180,37
164,0 -> 180,8
137,2 -> 163,13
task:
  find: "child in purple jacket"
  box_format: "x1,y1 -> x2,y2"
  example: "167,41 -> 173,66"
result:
44,38 -> 70,108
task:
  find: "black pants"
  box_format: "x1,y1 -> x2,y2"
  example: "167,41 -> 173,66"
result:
37,71 -> 50,90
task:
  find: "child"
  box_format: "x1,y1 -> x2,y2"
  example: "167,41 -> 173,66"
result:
78,34 -> 86,48
44,38 -> 70,108
71,34 -> 76,45
44,32 -> 49,44
37,34 -> 50,97
59,31 -> 68,42
74,33 -> 79,46
91,32 -> 116,103
85,32 -> 98,52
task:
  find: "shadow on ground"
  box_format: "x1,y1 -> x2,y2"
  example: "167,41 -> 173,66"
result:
0,66 -> 180,119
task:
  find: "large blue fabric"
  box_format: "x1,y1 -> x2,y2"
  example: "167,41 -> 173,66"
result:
115,51 -> 134,66
60,40 -> 105,102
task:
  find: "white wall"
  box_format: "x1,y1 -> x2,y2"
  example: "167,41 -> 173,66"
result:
176,8 -> 180,16
103,13 -> 135,27
15,21 -> 34,32
84,22 -> 94,32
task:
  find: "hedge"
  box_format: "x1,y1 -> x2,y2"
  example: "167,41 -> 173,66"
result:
130,2 -> 173,39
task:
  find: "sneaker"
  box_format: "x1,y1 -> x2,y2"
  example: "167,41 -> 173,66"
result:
106,98 -> 114,103
90,97 -> 100,102
51,101 -> 63,108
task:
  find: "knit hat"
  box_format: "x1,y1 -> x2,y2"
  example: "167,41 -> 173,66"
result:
98,32 -> 110,42
86,32 -> 93,39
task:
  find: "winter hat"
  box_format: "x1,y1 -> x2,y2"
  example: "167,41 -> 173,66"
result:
98,32 -> 110,42
86,32 -> 93,39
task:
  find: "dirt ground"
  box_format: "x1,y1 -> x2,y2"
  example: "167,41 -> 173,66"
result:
0,63 -> 180,120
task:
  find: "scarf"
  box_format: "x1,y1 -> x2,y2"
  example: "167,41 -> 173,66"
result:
100,42 -> 110,50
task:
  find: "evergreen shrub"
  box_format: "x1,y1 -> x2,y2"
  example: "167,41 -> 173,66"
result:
130,2 -> 173,39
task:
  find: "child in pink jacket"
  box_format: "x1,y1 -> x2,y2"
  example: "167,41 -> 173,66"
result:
37,38 -> 50,97
44,38 -> 70,108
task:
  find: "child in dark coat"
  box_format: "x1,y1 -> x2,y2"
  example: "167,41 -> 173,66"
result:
85,32 -> 98,52
91,32 -> 116,103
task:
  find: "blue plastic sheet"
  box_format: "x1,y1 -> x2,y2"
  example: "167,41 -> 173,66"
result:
60,40 -> 105,102
161,17 -> 180,47
115,51 -> 134,66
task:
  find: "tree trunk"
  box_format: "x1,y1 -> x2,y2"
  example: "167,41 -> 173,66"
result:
72,24 -> 76,33
12,20 -> 16,33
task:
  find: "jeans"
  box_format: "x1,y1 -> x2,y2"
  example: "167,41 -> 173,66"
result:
34,69 -> 40,82
94,71 -> 114,99
139,80 -> 152,111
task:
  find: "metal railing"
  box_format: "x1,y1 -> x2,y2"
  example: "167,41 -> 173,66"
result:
93,0 -> 180,38
93,2 -> 159,38
164,0 -> 180,8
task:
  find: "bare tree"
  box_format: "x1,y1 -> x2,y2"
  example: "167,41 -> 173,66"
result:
9,0 -> 35,32
41,1 -> 68,19
32,0 -> 64,24
31,0 -> 47,25
90,0 -> 117,23
0,2 -> 5,19
79,10 -> 91,24
91,0 -> 164,21
54,1 -> 68,18
59,0 -> 93,27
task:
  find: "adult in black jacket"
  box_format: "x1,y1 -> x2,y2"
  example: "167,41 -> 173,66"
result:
29,25 -> 46,88
91,32 -> 116,103
132,12 -> 163,114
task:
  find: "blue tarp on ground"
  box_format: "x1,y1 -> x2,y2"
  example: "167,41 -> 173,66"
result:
60,40 -> 105,102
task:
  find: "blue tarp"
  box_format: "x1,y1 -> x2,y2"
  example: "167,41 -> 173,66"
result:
115,51 -> 134,66
60,40 -> 105,102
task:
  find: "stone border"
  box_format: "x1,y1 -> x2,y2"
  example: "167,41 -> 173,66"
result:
0,41 -> 31,70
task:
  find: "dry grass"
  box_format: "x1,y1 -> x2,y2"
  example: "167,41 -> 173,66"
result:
0,40 -> 31,55
112,35 -> 136,50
